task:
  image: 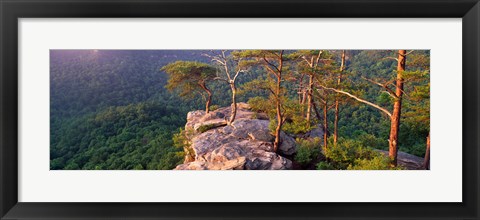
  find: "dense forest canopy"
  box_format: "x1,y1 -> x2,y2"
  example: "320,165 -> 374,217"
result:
50,50 -> 429,170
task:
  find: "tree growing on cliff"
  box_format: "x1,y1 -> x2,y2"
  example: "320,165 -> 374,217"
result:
234,50 -> 287,152
204,50 -> 246,125
387,50 -> 407,167
161,61 -> 217,113
309,51 -> 337,150
334,50 -> 346,145
317,50 -> 411,167
401,52 -> 430,169
293,50 -> 325,129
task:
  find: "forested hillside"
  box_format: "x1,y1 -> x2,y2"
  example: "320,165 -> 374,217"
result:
50,50 -> 429,170
50,50 -> 259,169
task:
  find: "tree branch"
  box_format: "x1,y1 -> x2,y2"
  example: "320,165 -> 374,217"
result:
315,50 -> 323,68
388,81 -> 410,98
255,85 -> 276,96
327,103 -> 336,111
263,63 -> 279,77
301,56 -> 312,67
232,69 -> 245,82
383,57 -> 399,62
203,53 -> 226,66
316,85 -> 392,118
361,76 -> 398,99
213,77 -> 229,83
263,55 -> 281,75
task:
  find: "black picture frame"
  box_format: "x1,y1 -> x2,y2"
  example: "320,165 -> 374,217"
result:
1,0 -> 479,219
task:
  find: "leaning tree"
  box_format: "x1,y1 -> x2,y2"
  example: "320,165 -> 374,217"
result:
293,50 -> 325,129
161,61 -> 217,113
318,50 -> 416,167
234,50 -> 287,153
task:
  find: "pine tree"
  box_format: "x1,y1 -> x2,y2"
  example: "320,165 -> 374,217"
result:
317,50 -> 424,167
334,50 -> 346,145
234,50 -> 287,152
161,61 -> 217,113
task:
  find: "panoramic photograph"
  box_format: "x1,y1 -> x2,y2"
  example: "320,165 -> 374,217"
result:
50,50 -> 430,170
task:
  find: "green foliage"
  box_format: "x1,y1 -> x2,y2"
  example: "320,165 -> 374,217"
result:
282,114 -> 312,134
50,102 -> 185,170
172,128 -> 190,149
134,164 -> 144,170
402,142 -> 426,157
172,128 -> 194,162
209,105 -> 220,111
268,119 -> 277,134
341,50 -> 430,156
197,124 -> 217,133
247,96 -> 274,115
50,50 -> 175,118
50,50 -> 223,170
294,138 -> 321,166
281,99 -> 315,134
316,161 -> 335,170
357,133 -> 389,151
156,151 -> 185,170
324,138 -> 364,169
50,50 -> 429,170
161,61 -> 216,100
376,92 -> 394,106
249,96 -> 313,134
347,156 -> 392,170
320,138 -> 392,170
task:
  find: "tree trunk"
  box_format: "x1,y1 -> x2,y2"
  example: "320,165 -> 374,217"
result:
274,102 -> 282,153
274,80 -> 283,153
306,75 -> 314,128
301,89 -> 307,105
298,76 -> 304,120
298,90 -> 302,105
388,50 -> 406,167
323,99 -> 328,151
299,89 -> 307,118
334,50 -> 345,145
200,83 -> 212,114
312,98 -> 322,122
228,83 -> 237,125
273,51 -> 284,153
205,92 -> 212,113
423,133 -> 430,170
333,100 -> 339,146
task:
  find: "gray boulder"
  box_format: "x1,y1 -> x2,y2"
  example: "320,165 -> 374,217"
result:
200,111 -> 225,122
235,102 -> 251,110
377,150 -> 425,170
193,119 -> 227,133
185,110 -> 206,130
304,125 -> 325,139
279,132 -> 297,156
231,119 -> 274,142
175,105 -> 293,170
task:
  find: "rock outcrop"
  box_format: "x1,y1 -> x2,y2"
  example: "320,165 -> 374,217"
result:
377,150 -> 425,170
301,125 -> 325,140
176,102 -> 425,170
175,103 -> 294,170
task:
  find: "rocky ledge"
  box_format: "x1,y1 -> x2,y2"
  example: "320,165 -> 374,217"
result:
175,103 -> 295,170
377,150 -> 425,170
174,103 -> 425,170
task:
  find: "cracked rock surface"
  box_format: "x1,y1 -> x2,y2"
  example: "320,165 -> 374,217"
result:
175,103 -> 294,170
